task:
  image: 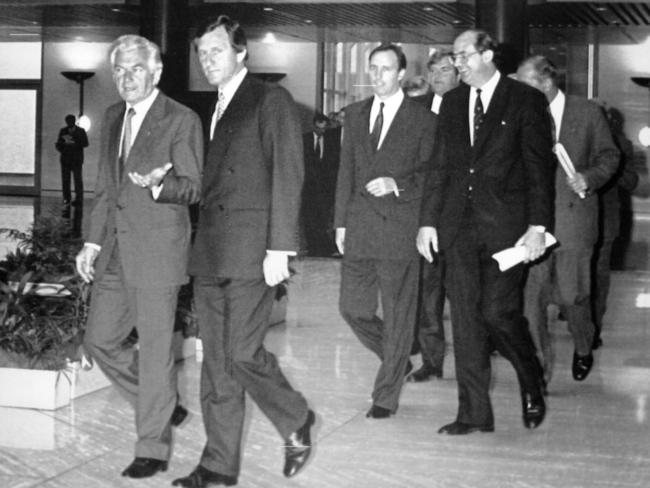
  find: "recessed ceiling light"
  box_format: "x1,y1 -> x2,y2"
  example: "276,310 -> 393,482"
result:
423,7 -> 434,12
304,19 -> 313,24
452,20 -> 462,24
596,7 -> 608,12
263,7 -> 273,11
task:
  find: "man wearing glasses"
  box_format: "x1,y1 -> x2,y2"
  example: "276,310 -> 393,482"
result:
417,30 -> 555,435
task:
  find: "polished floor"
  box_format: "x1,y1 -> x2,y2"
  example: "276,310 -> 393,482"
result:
1,255 -> 650,487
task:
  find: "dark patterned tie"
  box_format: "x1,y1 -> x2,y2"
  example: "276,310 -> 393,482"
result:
119,107 -> 135,180
473,88 -> 484,141
370,102 -> 384,152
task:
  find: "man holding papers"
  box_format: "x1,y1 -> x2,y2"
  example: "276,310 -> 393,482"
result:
517,55 -> 619,384
417,30 -> 555,434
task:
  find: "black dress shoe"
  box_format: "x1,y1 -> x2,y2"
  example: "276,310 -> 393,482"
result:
406,363 -> 443,382
171,403 -> 189,427
366,405 -> 392,419
283,409 -> 315,478
521,392 -> 546,429
438,421 -> 494,435
172,465 -> 237,487
121,457 -> 167,478
572,351 -> 594,381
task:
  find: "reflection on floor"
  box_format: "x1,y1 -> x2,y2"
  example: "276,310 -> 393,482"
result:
1,258 -> 649,488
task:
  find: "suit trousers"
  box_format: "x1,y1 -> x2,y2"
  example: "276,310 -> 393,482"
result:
84,244 -> 180,460
194,276 -> 309,477
416,258 -> 446,369
339,257 -> 418,412
445,223 -> 541,427
525,247 -> 595,375
60,161 -> 83,203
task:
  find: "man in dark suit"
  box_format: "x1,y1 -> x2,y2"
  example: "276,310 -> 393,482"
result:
335,44 -> 436,419
418,30 -> 555,435
517,56 -> 619,384
302,112 -> 341,256
172,16 -> 314,488
407,50 -> 460,383
55,113 -> 88,206
75,35 -> 203,478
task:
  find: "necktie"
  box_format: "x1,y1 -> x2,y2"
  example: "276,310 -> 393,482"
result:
370,102 -> 384,152
119,107 -> 135,179
473,88 -> 484,141
210,89 -> 226,140
314,135 -> 322,160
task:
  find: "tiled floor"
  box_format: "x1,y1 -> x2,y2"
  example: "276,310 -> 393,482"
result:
1,255 -> 650,487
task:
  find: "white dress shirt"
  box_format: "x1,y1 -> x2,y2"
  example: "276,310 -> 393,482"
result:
548,89 -> 566,142
369,89 -> 404,150
431,93 -> 443,115
119,88 -> 160,155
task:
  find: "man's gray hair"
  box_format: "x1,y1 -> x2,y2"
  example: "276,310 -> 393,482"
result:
109,34 -> 163,71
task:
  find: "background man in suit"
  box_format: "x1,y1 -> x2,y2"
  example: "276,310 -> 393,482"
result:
75,34 -> 203,478
418,30 -> 555,435
172,16 -> 314,488
335,44 -> 436,419
302,112 -> 341,256
517,56 -> 619,384
55,113 -> 88,207
407,50 -> 460,383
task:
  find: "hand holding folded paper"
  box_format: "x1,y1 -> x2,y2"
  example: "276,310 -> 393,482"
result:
491,232 -> 558,271
553,143 -> 585,199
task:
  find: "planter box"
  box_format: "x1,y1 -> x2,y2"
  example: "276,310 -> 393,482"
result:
0,361 -> 111,410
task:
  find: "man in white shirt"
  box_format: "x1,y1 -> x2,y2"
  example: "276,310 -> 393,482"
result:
75,34 -> 203,478
334,44 -> 436,419
517,55 -> 619,385
408,50 -> 460,383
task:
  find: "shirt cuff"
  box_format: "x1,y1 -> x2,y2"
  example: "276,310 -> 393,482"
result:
530,225 -> 546,233
84,242 -> 101,252
151,184 -> 163,200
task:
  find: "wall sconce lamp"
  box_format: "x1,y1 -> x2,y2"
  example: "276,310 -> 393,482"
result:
631,76 -> 650,147
61,70 -> 95,131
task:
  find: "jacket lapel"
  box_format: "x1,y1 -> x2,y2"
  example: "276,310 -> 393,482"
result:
359,98 -> 374,161
109,106 -> 125,186
124,93 -> 166,176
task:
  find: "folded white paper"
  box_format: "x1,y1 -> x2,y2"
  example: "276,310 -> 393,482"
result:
491,232 -> 558,271
553,143 -> 585,199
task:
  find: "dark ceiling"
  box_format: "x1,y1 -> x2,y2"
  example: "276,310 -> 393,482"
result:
0,1 -> 649,43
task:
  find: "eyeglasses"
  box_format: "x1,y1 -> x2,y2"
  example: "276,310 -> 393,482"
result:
451,50 -> 482,64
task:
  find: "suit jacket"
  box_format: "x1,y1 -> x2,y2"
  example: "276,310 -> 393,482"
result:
189,75 -> 304,279
420,75 -> 556,252
303,127 -> 341,197
554,95 -> 619,249
87,92 -> 203,287
413,92 -> 435,112
334,95 -> 436,260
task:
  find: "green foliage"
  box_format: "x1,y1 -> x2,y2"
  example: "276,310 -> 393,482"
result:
0,213 -> 89,370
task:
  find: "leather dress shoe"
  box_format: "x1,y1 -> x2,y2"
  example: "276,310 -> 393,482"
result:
121,457 -> 167,478
172,465 -> 237,487
572,351 -> 594,381
171,403 -> 189,427
283,409 -> 315,478
366,405 -> 392,419
406,363 -> 443,382
521,392 -> 546,429
438,421 -> 494,435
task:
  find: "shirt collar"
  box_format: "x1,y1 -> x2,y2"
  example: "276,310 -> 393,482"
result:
219,67 -> 248,105
549,89 -> 565,116
127,88 -> 159,115
472,70 -> 500,109
431,93 -> 443,114
373,88 -> 404,111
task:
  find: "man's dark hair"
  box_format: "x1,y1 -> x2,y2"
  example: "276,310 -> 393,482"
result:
369,43 -> 407,71
426,50 -> 454,69
65,114 -> 76,125
195,15 -> 247,54
472,30 -> 499,54
313,112 -> 330,126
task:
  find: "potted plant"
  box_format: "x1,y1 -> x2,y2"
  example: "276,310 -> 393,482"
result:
0,211 -> 109,409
